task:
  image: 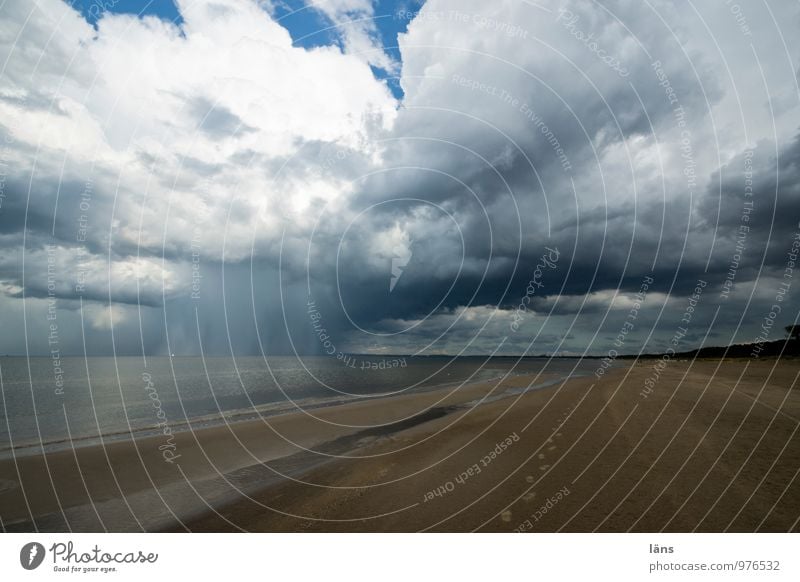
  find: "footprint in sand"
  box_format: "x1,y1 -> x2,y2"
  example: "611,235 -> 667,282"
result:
501,510 -> 512,522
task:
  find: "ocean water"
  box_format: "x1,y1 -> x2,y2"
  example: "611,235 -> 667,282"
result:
0,355 -> 596,456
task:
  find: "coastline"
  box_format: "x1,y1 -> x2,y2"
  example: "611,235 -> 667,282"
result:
2,358 -> 798,532
0,371 -> 514,460
0,371 -> 561,531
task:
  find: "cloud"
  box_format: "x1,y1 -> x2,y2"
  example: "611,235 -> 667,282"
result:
0,0 -> 799,356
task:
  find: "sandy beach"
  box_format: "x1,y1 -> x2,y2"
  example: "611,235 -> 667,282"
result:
1,359 -> 798,532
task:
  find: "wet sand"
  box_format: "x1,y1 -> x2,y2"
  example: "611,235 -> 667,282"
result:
2,359 -> 799,532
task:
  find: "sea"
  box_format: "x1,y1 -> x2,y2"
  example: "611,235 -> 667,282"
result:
0,355 -> 598,457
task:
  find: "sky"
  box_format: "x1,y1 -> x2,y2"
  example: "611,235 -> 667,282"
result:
0,0 -> 799,357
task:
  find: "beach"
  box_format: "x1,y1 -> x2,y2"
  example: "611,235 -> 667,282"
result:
1,359 -> 798,532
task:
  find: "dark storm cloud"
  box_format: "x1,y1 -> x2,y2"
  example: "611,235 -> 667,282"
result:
700,133 -> 800,271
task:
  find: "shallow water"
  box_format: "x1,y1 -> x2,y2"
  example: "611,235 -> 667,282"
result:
0,355 -> 598,455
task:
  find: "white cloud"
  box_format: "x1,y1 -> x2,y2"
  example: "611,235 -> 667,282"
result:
0,0 -> 398,267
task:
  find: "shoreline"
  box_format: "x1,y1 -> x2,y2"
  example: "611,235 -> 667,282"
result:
2,358 -> 798,532
0,371 -> 529,460
0,371 -> 562,531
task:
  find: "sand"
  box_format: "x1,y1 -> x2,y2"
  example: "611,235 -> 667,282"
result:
1,359 -> 798,532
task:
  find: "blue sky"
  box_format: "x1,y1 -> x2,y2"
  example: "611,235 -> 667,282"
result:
73,0 -> 183,25
71,0 -> 424,98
